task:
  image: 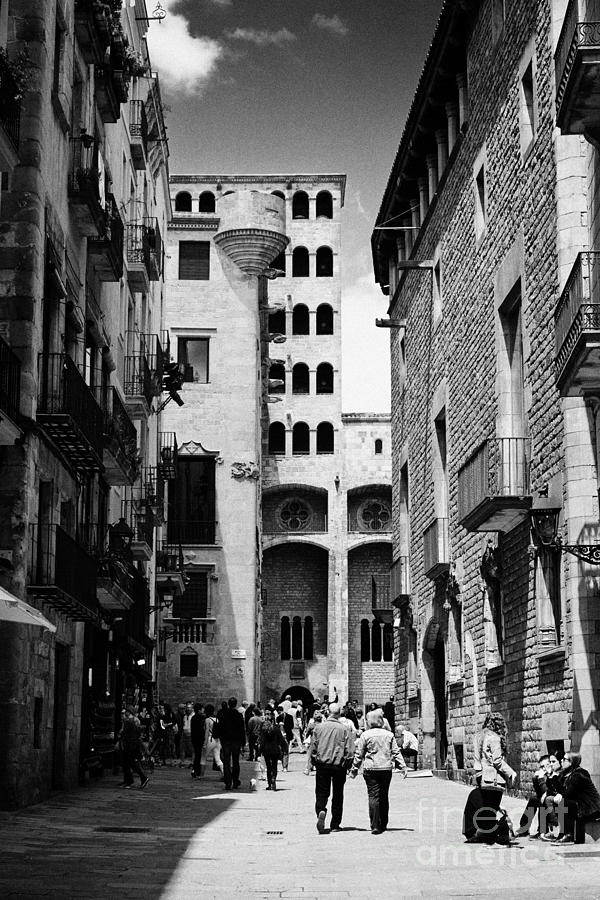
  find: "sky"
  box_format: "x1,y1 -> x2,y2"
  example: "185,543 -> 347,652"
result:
146,0 -> 444,413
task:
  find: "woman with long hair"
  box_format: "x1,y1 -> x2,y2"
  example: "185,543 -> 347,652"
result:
258,708 -> 288,791
544,751 -> 600,844
462,712 -> 516,845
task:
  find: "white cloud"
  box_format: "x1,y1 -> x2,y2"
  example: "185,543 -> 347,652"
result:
311,13 -> 349,37
147,3 -> 223,94
224,27 -> 297,47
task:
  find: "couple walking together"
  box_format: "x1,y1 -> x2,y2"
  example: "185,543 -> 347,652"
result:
309,703 -> 407,835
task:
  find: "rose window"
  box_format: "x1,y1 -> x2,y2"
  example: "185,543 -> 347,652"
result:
359,500 -> 391,531
279,499 -> 312,531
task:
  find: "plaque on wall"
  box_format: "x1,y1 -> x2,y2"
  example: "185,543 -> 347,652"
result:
231,649 -> 246,659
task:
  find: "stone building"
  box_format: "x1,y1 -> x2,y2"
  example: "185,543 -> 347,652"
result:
0,0 -> 173,808
372,0 -> 600,787
160,175 -> 393,708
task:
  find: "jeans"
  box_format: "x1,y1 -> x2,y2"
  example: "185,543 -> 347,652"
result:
315,764 -> 347,829
248,735 -> 258,761
180,733 -> 193,763
363,769 -> 393,831
263,754 -> 279,786
220,740 -> 242,787
122,745 -> 145,785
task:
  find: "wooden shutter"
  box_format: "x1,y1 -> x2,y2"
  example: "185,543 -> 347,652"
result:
179,241 -> 210,280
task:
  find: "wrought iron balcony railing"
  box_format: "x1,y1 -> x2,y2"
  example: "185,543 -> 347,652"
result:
555,0 -> 600,136
0,334 -> 21,425
0,50 -> 21,155
74,0 -> 112,64
129,99 -> 148,169
102,386 -> 138,485
457,437 -> 531,533
423,517 -> 450,580
120,498 -> 154,559
124,332 -> 163,412
555,251 -> 600,395
158,431 -> 178,479
145,217 -> 162,280
126,220 -> 152,292
37,353 -> 104,470
88,194 -> 124,281
28,523 -> 98,622
166,520 -> 217,545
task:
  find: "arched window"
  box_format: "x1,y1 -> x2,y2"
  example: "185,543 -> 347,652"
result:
316,190 -> 333,218
269,309 -> 286,334
292,190 -> 309,219
292,615 -> 303,659
292,247 -> 309,277
270,250 -> 286,273
292,304 -> 310,335
304,616 -> 314,660
281,616 -> 291,660
271,190 -> 285,200
292,363 -> 310,394
316,422 -> 334,454
361,619 -> 370,662
175,191 -> 192,212
292,422 -> 310,454
375,439 -> 383,454
268,422 -> 286,454
316,246 -> 333,277
269,362 -> 285,394
371,620 -> 382,662
198,191 -> 215,213
316,363 -> 333,394
383,623 -> 394,662
316,304 -> 333,334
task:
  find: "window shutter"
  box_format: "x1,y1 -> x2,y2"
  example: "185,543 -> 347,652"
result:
179,241 -> 210,280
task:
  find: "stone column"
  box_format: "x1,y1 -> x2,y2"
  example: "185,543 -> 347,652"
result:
446,101 -> 459,155
456,73 -> 468,128
417,179 -> 428,227
404,216 -> 414,257
436,128 -> 448,176
426,153 -> 438,202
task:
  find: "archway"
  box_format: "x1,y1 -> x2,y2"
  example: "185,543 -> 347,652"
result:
280,685 -> 314,708
421,618 -> 448,770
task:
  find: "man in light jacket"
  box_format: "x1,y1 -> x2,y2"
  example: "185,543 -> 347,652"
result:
309,702 -> 355,834
349,709 -> 406,834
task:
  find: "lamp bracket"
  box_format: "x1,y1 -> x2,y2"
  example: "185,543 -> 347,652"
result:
558,541 -> 600,565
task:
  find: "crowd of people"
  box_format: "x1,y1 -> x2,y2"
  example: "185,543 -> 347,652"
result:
116,700 -> 600,845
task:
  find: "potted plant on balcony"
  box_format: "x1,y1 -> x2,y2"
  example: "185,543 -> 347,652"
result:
123,47 -> 148,79
0,46 -> 33,103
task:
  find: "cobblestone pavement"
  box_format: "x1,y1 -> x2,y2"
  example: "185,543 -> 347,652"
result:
1,753 -> 599,899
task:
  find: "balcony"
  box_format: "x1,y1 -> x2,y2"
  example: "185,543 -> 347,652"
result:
555,251 -> 600,396
74,0 -> 112,64
457,437 -> 531,533
126,221 -> 152,293
0,334 -> 21,444
158,432 -> 178,479
37,353 -> 103,471
146,218 -> 162,280
156,542 -> 186,597
0,51 -> 21,168
102,387 -> 139,485
113,571 -> 150,653
68,139 -> 105,238
166,520 -> 217,545
555,0 -> 600,139
372,573 -> 392,624
94,64 -> 120,123
423,518 -> 450,580
88,194 -> 124,281
124,332 -> 163,417
28,524 -> 98,624
97,555 -> 136,611
390,556 -> 411,603
129,100 -> 148,170
142,466 -> 166,526
121,499 -> 154,561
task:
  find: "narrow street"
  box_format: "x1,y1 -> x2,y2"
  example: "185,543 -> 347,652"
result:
1,754 -> 599,900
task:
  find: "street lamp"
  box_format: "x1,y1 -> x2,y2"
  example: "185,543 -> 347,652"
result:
529,495 -> 600,564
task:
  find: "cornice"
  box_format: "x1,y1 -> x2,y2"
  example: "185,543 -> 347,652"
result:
169,218 -> 219,231
170,173 -> 347,206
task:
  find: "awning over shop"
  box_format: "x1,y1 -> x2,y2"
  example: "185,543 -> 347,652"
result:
0,586 -> 57,631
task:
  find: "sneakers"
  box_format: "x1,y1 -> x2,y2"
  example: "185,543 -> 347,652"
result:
330,826 -> 342,833
140,777 -> 149,790
539,833 -> 557,842
554,834 -> 574,844
371,829 -> 384,835
316,810 -> 326,834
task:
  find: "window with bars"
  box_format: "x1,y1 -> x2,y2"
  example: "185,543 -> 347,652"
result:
178,241 -> 210,280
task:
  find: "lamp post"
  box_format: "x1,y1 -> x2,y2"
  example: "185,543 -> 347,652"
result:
529,495 -> 600,564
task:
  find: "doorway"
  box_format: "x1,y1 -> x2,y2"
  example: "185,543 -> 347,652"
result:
52,643 -> 70,789
433,633 -> 448,768
279,686 -> 315,709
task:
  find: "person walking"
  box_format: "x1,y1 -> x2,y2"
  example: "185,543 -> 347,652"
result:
200,704 -> 224,778
258,709 -> 288,790
118,707 -> 149,789
179,701 -> 194,768
190,703 -> 205,778
383,695 -> 395,732
218,696 -> 246,789
308,702 -> 354,834
462,712 -> 516,845
349,708 -> 406,834
159,703 -> 177,766
246,706 -> 263,762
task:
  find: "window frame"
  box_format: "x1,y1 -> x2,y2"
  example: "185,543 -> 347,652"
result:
178,336 -> 210,384
178,240 -> 210,280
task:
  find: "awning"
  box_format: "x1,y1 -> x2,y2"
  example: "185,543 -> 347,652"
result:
0,586 -> 57,631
